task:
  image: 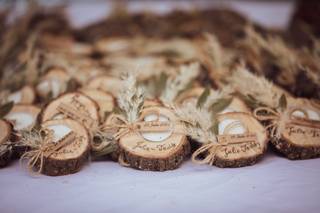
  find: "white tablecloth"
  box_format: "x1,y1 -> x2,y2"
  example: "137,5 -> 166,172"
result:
1,150 -> 320,213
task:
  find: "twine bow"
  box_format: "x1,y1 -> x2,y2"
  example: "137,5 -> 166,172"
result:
192,121 -> 249,165
20,129 -> 76,175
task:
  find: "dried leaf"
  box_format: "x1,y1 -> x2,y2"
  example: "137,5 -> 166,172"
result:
66,78 -> 78,92
210,119 -> 219,135
196,86 -> 210,108
278,94 -> 287,111
210,98 -> 232,114
155,72 -> 168,97
0,101 -> 14,118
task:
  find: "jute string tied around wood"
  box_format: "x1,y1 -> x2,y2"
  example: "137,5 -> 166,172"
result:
253,106 -> 314,140
20,129 -> 76,175
99,109 -> 180,167
191,121 -> 249,165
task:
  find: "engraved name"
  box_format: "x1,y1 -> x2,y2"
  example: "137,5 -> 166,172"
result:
132,141 -> 176,152
286,124 -> 320,138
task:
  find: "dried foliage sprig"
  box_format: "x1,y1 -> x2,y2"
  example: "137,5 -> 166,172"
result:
175,103 -> 217,144
117,72 -> 145,123
202,33 -> 235,82
228,65 -> 284,109
243,25 -> 299,84
160,62 -> 199,104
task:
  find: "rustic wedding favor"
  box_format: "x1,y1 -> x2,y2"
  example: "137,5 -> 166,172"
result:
116,106 -> 189,171
20,119 -> 90,176
176,102 -> 267,168
254,101 -> 320,160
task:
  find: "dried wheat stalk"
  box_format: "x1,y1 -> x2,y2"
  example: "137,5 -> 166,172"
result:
117,72 -> 145,123
160,62 -> 199,104
175,103 -> 216,144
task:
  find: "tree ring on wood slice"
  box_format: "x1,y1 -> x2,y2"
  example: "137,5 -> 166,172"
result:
39,119 -> 90,176
272,102 -> 320,160
214,112 -> 268,168
118,106 -> 190,171
80,89 -> 115,122
7,85 -> 36,104
0,120 -> 13,167
87,75 -> 122,96
41,92 -> 100,134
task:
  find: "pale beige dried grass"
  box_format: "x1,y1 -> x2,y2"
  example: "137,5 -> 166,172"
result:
160,62 -> 200,104
174,103 -> 216,144
117,72 -> 145,123
228,65 -> 283,108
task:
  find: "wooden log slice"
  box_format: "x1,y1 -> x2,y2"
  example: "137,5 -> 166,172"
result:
214,112 -> 268,168
36,68 -> 70,98
80,89 -> 115,121
94,37 -> 132,55
87,75 -> 123,96
0,120 -> 13,167
5,104 -> 41,157
118,106 -> 190,171
41,92 -> 100,134
40,119 -> 90,176
5,105 -> 41,131
7,85 -> 36,104
272,102 -> 320,160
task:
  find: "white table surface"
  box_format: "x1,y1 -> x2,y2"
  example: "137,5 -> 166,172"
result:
1,150 -> 320,213
2,1 -> 319,213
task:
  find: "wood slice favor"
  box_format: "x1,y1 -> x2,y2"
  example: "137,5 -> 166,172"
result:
214,112 -> 268,168
272,103 -> 320,160
5,105 -> 41,157
5,105 -> 41,131
87,75 -> 123,96
36,68 -> 70,99
41,92 -> 100,134
0,120 -> 13,167
7,85 -> 36,104
38,119 -> 90,176
118,106 -> 190,171
80,89 -> 115,121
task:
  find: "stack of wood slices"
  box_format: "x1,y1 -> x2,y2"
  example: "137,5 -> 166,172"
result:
0,2 -> 319,175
